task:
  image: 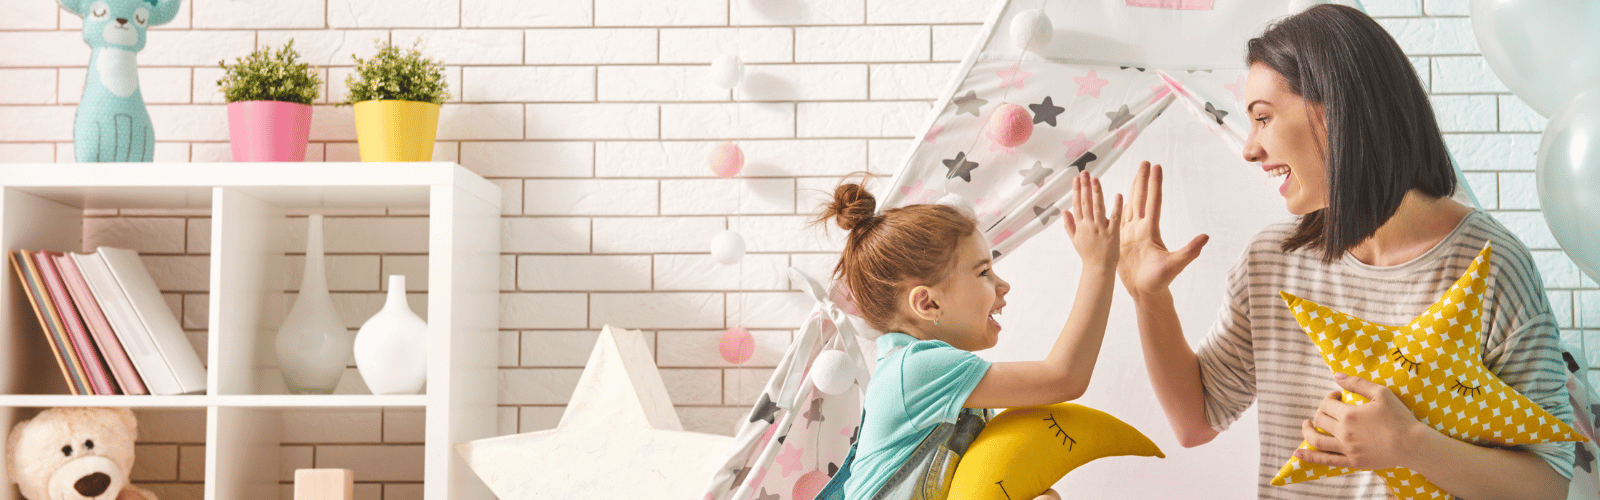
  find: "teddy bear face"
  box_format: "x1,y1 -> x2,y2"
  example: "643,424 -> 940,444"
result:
7,408 -> 138,500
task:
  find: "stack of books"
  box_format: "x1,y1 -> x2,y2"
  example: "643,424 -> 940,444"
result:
8,247 -> 207,396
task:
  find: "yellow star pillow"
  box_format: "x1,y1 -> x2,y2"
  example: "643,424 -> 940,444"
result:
1270,244 -> 1588,499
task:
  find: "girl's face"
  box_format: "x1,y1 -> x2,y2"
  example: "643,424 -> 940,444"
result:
1243,63 -> 1331,215
927,231 -> 1010,351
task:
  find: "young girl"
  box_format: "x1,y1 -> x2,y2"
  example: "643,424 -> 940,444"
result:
822,171 -> 1122,500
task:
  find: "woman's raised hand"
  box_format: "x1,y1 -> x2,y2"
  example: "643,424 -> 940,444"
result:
1063,170 -> 1122,269
1118,162 -> 1209,298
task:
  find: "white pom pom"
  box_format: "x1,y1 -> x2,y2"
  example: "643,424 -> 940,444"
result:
811,350 -> 855,395
711,230 -> 747,265
1010,10 -> 1053,52
936,192 -> 976,218
708,55 -> 745,89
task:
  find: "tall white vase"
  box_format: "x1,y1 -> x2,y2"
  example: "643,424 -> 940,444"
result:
354,275 -> 428,395
275,214 -> 350,394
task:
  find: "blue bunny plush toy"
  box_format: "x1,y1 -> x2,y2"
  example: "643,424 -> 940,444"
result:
60,0 -> 181,162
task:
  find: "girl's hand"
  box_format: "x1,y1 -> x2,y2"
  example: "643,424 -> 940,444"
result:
1118,162 -> 1209,298
1033,488 -> 1062,500
1063,171 -> 1123,269
1294,373 -> 1428,471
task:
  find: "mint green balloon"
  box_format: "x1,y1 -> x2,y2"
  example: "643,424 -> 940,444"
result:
1536,81 -> 1600,283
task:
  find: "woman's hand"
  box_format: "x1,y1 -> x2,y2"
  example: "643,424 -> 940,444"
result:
1063,171 -> 1123,270
1294,373 -> 1428,471
1118,162 -> 1209,299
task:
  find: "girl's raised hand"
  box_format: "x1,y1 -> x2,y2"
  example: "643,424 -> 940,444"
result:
1063,171 -> 1123,268
1117,162 -> 1209,298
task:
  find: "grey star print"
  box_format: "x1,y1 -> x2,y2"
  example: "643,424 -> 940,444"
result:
1106,105 -> 1134,131
943,152 -> 979,182
951,90 -> 988,117
1019,161 -> 1053,187
1029,96 -> 1064,126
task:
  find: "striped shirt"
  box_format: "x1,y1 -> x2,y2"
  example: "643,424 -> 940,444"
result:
1196,211 -> 1576,499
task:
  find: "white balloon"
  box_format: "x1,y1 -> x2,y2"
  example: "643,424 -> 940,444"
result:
936,192 -> 976,218
810,350 -> 855,395
711,230 -> 746,265
1009,10 -> 1052,52
1472,0 -> 1600,117
708,55 -> 745,89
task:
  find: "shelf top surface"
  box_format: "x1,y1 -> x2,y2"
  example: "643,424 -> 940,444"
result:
0,394 -> 429,408
0,163 -> 500,210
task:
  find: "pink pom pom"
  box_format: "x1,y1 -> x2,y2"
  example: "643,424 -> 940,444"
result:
720,327 -> 755,364
709,142 -> 745,178
793,470 -> 831,500
985,103 -> 1034,148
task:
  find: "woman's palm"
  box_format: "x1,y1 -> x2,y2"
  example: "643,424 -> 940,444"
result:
1117,162 -> 1208,296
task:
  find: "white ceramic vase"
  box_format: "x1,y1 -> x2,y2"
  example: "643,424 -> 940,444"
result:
275,214 -> 350,394
354,275 -> 428,395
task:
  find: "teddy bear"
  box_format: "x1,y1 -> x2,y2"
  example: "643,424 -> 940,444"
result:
6,407 -> 156,500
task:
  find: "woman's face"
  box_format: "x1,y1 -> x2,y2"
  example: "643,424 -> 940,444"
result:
1243,63 -> 1330,215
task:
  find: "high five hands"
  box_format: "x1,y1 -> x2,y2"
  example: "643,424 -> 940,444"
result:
1117,162 -> 1210,298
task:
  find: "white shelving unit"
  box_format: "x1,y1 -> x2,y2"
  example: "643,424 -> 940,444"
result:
0,163 -> 501,500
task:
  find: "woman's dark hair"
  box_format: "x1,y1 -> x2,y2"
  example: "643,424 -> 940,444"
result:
815,181 -> 976,333
1247,4 -> 1456,263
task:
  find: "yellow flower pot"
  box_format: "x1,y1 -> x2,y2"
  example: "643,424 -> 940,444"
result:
353,100 -> 440,162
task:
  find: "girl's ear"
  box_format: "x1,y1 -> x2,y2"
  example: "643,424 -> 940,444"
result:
906,285 -> 941,322
148,0 -> 181,26
58,0 -> 88,17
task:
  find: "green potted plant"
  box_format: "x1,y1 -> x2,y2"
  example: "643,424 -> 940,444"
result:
218,40 -> 322,162
345,39 -> 450,162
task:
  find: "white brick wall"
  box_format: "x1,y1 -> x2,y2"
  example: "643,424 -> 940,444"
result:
7,0 -> 1600,496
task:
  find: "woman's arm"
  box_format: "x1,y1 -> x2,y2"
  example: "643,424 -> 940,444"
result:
1298,373 -> 1568,500
1117,162 -> 1218,447
965,173 -> 1122,409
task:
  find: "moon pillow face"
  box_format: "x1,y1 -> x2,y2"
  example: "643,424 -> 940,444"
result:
948,403 -> 1164,500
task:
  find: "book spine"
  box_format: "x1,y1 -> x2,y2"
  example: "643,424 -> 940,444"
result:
32,251 -> 108,395
8,250 -> 87,395
57,252 -> 149,395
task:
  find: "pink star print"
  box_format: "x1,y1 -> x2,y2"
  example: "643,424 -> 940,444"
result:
990,229 -> 1016,246
899,179 -> 937,205
1150,83 -> 1172,105
777,443 -> 803,477
975,193 -> 1006,219
987,140 -> 1016,155
1074,69 -> 1109,98
1062,133 -> 1094,160
1225,74 -> 1247,102
1158,73 -> 1192,99
998,63 -> 1032,90
1113,124 -> 1140,150
924,125 -> 944,144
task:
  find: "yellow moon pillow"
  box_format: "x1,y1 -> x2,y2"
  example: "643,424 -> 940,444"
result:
1272,244 -> 1587,499
947,403 -> 1164,500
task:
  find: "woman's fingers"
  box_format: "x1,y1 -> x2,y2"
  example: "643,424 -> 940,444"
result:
1147,163 -> 1164,228
1129,161 -> 1150,220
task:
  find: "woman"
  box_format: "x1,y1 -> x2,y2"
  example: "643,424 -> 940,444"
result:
1117,5 -> 1575,499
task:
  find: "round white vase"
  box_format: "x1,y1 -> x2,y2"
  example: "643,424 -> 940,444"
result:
354,275 -> 428,395
275,214 -> 350,394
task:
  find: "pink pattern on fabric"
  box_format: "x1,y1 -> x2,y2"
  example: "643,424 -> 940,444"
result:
990,228 -> 1016,246
975,193 -> 1007,219
986,139 -> 1016,155
998,63 -> 1032,90
924,124 -> 944,144
899,179 -> 937,204
1225,74 -> 1247,101
1149,83 -> 1171,105
1158,72 -> 1193,99
777,443 -> 803,477
1113,124 -> 1140,150
1125,0 -> 1213,10
1073,69 -> 1109,98
1062,133 -> 1094,160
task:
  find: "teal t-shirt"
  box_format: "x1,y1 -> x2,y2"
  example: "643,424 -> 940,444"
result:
842,332 -> 992,500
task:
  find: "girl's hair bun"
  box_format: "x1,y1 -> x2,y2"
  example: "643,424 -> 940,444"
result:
824,183 -> 877,231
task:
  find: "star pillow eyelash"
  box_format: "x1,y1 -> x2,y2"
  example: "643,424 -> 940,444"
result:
1270,244 -> 1588,500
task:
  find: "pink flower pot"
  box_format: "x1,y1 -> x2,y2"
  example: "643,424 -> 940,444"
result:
227,100 -> 313,162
